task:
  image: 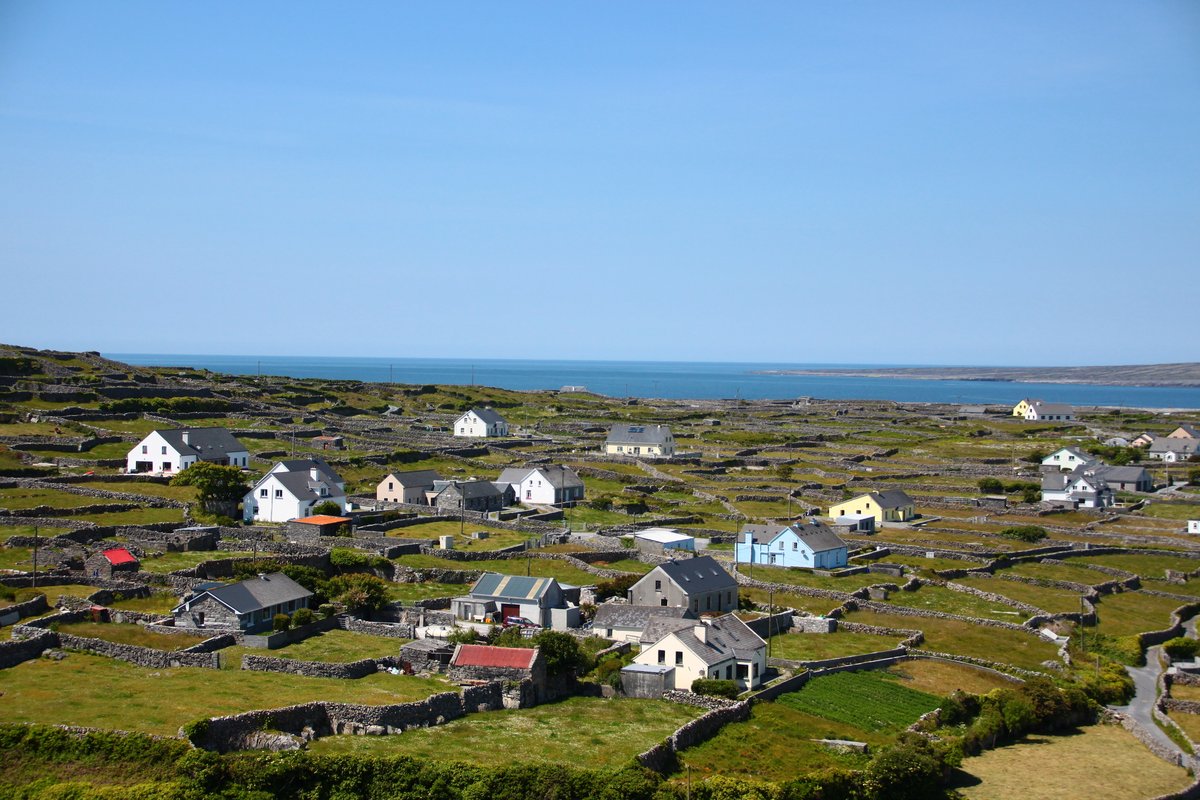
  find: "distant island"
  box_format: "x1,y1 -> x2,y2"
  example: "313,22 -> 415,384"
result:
756,363 -> 1200,387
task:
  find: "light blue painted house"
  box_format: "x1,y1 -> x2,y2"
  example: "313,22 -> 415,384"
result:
735,522 -> 849,569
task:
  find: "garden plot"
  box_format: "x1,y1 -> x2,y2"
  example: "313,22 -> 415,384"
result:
879,584 -> 1029,620
765,630 -> 905,661
953,576 -> 1083,613
1091,591 -> 1189,637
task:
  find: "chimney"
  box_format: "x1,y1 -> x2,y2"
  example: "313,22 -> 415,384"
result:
310,467 -> 319,480
693,624 -> 707,643
258,573 -> 268,581
181,430 -> 190,445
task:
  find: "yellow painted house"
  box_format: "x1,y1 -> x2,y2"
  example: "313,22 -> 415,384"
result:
829,490 -> 916,525
1012,399 -> 1037,418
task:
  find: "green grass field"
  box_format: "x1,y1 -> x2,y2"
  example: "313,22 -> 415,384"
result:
56,621 -> 206,651
0,652 -> 452,736
766,631 -> 905,661
951,725 -> 1192,800
775,670 -> 942,732
86,481 -> 197,502
263,629 -> 407,663
1072,553 -> 1200,578
999,560 -> 1112,586
881,583 -> 1028,620
741,564 -> 885,593
138,550 -> 256,573
307,696 -> 699,766
1093,591 -> 1188,637
954,576 -> 1083,613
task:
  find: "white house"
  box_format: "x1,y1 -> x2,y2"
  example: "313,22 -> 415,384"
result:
632,614 -> 767,692
735,522 -> 849,569
243,459 -> 346,523
1042,447 -> 1097,472
1148,438 -> 1200,462
1024,401 -> 1074,422
1041,466 -> 1114,509
1187,520 -> 1200,535
454,408 -> 509,438
634,528 -> 696,555
604,424 -> 675,458
126,428 -> 249,475
496,465 -> 585,506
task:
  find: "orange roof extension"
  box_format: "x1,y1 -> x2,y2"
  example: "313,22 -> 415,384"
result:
293,515 -> 351,525
453,644 -> 536,669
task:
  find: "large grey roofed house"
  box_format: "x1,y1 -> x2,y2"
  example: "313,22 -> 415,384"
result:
606,423 -> 672,445
157,428 -> 246,459
741,522 -> 846,553
1093,465 -> 1151,485
278,458 -> 343,483
657,556 -> 737,593
1151,439 -> 1200,455
645,614 -> 765,666
178,572 -> 312,615
639,615 -> 700,646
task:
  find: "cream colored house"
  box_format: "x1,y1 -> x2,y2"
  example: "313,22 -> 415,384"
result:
1012,399 -> 1037,418
828,490 -> 916,525
632,614 -> 767,691
604,423 -> 675,458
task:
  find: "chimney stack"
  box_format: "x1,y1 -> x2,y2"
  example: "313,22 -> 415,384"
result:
693,624 -> 707,643
181,430 -> 190,445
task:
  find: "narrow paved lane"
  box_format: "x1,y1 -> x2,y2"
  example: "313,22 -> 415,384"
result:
1109,645 -> 1181,756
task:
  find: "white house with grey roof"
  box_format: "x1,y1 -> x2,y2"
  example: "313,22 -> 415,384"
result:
593,602 -> 696,643
1042,447 -> 1098,472
1041,466 -> 1114,509
126,428 -> 249,475
1149,438 -> 1200,462
628,556 -> 738,614
171,572 -> 312,632
243,459 -> 347,523
496,465 -> 585,506
1024,401 -> 1074,422
736,522 -> 848,569
454,408 -> 509,437
604,423 -> 675,458
632,613 -> 767,691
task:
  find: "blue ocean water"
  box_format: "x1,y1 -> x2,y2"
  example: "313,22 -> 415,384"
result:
108,354 -> 1200,410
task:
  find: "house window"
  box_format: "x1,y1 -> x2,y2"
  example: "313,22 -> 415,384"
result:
275,489 -> 283,498
675,651 -> 683,666
162,446 -> 167,454
726,665 -> 733,679
657,649 -> 665,664
260,489 -> 268,497
660,598 -> 667,607
792,542 -> 798,551
752,662 -> 759,677
706,595 -> 711,610
141,445 -> 147,454
654,580 -> 662,591
389,482 -> 394,491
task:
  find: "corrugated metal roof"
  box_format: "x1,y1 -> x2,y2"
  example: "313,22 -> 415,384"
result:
293,515 -> 351,524
470,573 -> 555,601
101,547 -> 137,566
453,644 -> 535,669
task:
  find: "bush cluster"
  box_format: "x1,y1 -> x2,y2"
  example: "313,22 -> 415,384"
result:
691,678 -> 739,700
998,525 -> 1048,543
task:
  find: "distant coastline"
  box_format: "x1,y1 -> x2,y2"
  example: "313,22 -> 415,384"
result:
755,363 -> 1200,388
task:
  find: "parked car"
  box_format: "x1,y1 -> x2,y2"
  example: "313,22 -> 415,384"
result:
503,616 -> 538,629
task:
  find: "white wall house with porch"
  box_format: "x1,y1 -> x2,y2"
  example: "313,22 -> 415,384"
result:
632,614 -> 767,692
126,428 -> 249,475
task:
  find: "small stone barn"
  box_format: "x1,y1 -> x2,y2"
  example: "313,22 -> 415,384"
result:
84,547 -> 140,580
448,644 -> 546,687
172,572 -> 312,631
287,514 -> 352,542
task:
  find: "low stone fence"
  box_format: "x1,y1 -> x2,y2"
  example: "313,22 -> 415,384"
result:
0,592 -> 49,626
772,647 -> 909,672
12,613 -> 224,669
189,683 -> 503,752
0,630 -> 56,669
750,670 -> 812,702
242,653 -> 405,680
742,610 -> 795,639
635,700 -> 752,774
1139,602 -> 1200,649
338,616 -> 415,639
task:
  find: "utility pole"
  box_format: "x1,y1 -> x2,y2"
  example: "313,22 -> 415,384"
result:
31,525 -> 38,588
389,364 -> 394,385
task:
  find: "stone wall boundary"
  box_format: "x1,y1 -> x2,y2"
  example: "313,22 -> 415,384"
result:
0,630 -> 56,669
241,653 -> 404,680
0,592 -> 49,625
635,700 -> 752,773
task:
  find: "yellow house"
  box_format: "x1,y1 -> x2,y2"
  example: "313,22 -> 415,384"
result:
1012,399 -> 1038,418
829,490 -> 916,525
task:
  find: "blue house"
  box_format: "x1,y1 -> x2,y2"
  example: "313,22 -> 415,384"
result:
735,522 -> 848,570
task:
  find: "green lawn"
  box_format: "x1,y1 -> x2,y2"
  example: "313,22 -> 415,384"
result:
106,592 -> 180,614
588,558 -> 654,574
138,550 -> 256,573
61,508 -> 186,526
1072,553 -> 1200,579
675,700 -> 877,784
86,481 -> 197,502
0,488 -> 103,509
741,564 -> 886,593
775,669 -> 942,732
1140,503 -> 1200,521
841,608 -> 1059,672
741,587 -> 845,616
766,630 -> 905,661
999,560 -> 1111,585
262,629 -> 407,663
0,525 -> 71,541
881,584 -> 1028,621
385,581 -> 468,602
307,696 -> 700,767
56,621 -> 207,651
954,576 -> 1084,613
1093,591 -> 1189,637
0,652 -> 452,736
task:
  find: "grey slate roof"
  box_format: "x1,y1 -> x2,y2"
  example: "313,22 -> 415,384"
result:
643,614 -> 766,665
155,428 -> 247,459
606,423 -> 672,446
1174,424 -> 1200,438
868,490 -> 914,509
384,469 -> 442,488
654,556 -> 737,594
1092,465 -> 1151,485
437,480 -> 503,500
464,407 -> 507,425
497,465 -> 584,489
276,458 -> 344,484
177,572 -> 312,615
272,469 -> 345,502
1030,401 -> 1073,416
593,603 -> 695,631
1151,438 -> 1200,455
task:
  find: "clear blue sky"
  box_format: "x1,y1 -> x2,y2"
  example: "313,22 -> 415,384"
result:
2,2 -> 1198,366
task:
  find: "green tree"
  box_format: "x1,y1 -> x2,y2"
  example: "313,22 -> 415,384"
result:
325,573 -> 390,614
774,463 -> 794,482
531,630 -> 589,677
978,477 -> 1004,494
170,462 -> 248,515
311,500 -> 343,516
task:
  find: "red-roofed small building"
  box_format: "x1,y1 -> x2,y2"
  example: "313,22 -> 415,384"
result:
84,547 -> 140,580
286,514 -> 353,542
448,644 -> 546,687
